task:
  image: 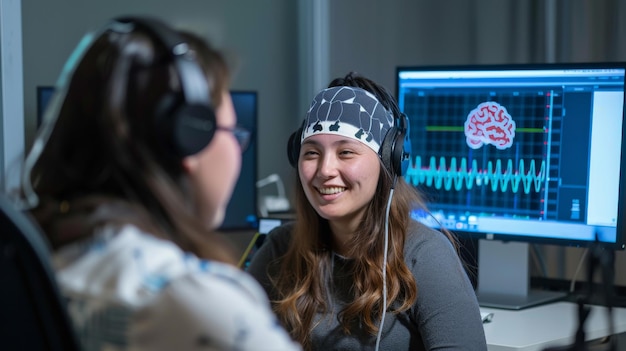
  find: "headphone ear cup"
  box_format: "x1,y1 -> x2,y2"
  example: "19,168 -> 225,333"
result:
391,128 -> 409,177
380,126 -> 400,176
156,94 -> 217,158
380,113 -> 412,177
398,114 -> 412,177
287,127 -> 302,168
172,103 -> 216,157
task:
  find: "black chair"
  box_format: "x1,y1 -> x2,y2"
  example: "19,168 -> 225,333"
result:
0,194 -> 81,351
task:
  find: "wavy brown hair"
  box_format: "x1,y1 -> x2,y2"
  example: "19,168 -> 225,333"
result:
27,18 -> 237,264
271,73 -> 460,349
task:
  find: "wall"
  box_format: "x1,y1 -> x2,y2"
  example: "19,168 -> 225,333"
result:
21,0 -> 300,196
326,0 -> 550,93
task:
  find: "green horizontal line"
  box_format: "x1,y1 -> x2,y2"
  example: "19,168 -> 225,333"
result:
426,126 -> 464,132
517,128 -> 545,133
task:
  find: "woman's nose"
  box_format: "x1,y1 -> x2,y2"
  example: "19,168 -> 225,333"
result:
318,154 -> 339,178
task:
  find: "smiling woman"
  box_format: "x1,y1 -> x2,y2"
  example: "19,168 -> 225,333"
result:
247,72 -> 488,351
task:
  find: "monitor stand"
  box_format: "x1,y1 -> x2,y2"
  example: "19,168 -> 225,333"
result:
476,239 -> 567,310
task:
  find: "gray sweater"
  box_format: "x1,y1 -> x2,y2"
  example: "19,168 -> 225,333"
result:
247,221 -> 488,351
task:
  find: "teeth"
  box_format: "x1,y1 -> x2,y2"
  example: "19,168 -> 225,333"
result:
318,187 -> 345,195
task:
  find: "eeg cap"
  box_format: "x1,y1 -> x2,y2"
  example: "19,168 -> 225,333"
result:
300,86 -> 394,154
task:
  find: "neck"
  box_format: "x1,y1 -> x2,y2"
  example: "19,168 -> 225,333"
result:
328,219 -> 358,257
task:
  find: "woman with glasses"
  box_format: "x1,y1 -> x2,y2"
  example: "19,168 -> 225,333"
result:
21,16 -> 300,351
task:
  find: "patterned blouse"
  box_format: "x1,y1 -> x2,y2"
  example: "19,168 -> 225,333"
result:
52,224 -> 301,351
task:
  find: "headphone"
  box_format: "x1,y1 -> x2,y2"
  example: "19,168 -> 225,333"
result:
110,16 -> 217,158
20,16 -> 216,209
287,107 -> 412,179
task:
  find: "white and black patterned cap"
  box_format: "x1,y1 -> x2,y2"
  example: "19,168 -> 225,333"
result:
301,86 -> 394,153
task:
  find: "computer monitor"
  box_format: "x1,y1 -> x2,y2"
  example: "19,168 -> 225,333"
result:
36,87 -> 258,231
396,62 -> 626,310
220,91 -> 258,230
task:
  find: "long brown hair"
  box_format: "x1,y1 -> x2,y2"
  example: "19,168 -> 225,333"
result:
271,73 -> 460,349
27,19 -> 237,264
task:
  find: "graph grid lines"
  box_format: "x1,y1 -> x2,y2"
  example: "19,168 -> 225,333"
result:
403,87 -> 564,219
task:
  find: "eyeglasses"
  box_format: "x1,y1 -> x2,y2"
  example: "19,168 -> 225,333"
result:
216,126 -> 252,152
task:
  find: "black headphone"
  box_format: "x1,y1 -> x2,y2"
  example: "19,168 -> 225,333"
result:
108,16 -> 217,158
287,109 -> 412,178
22,16 -> 216,210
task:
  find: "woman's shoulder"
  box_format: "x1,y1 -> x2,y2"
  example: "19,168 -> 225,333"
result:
264,221 -> 295,247
244,221 -> 294,285
404,219 -> 457,257
55,224 -> 301,350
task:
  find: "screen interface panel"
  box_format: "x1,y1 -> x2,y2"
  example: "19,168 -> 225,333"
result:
397,64 -> 625,245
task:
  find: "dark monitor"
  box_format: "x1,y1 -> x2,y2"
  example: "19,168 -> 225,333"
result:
220,91 -> 258,230
36,86 -> 258,231
396,62 -> 626,310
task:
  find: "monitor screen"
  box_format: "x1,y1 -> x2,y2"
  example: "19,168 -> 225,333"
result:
396,62 -> 626,309
37,87 -> 258,231
220,91 -> 258,230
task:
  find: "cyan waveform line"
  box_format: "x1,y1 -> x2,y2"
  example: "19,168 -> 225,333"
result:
405,156 -> 546,194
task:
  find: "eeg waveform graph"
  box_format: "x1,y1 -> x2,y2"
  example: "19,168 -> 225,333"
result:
403,87 -> 565,223
408,156 -> 546,194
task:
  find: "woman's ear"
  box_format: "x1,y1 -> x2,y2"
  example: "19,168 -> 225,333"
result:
181,154 -> 199,175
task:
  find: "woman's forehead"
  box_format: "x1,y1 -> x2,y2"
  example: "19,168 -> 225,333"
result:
303,134 -> 363,145
302,134 -> 375,153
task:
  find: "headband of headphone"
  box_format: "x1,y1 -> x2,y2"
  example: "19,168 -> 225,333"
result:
111,16 -> 217,158
287,90 -> 411,178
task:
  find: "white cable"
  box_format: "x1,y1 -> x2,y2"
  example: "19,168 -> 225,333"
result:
20,31 -> 96,210
375,187 -> 394,351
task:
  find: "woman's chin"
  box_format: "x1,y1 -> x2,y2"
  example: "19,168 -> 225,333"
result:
206,210 -> 225,230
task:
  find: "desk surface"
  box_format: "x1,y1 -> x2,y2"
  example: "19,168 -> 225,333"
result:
482,301 -> 626,351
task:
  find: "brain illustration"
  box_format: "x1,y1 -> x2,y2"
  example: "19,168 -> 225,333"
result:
464,101 -> 516,150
